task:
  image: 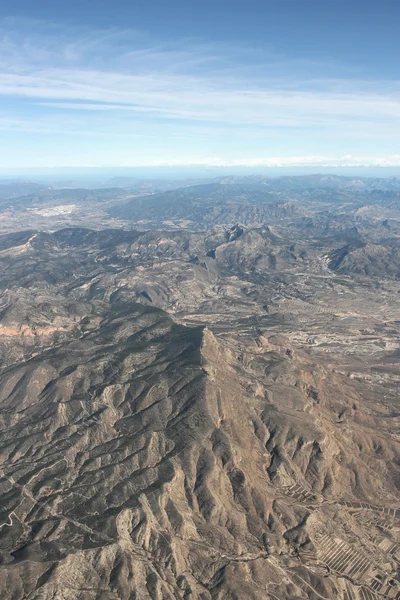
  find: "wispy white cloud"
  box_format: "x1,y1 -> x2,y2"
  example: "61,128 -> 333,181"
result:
0,18 -> 400,167
97,155 -> 400,168
2,69 -> 400,132
4,155 -> 400,169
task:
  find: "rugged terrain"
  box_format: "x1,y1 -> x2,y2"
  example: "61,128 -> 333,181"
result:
1,175 -> 400,599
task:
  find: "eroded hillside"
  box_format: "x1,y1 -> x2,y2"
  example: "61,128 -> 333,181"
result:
0,225 -> 400,599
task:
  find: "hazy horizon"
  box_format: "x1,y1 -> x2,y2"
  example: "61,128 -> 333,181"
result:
2,165 -> 400,184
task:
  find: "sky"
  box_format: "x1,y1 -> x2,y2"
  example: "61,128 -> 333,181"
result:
1,0 -> 400,173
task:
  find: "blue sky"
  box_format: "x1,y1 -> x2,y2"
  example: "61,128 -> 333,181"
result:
1,0 -> 400,170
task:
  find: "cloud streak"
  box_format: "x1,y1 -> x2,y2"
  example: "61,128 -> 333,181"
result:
3,69 -> 400,131
81,155 -> 400,168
